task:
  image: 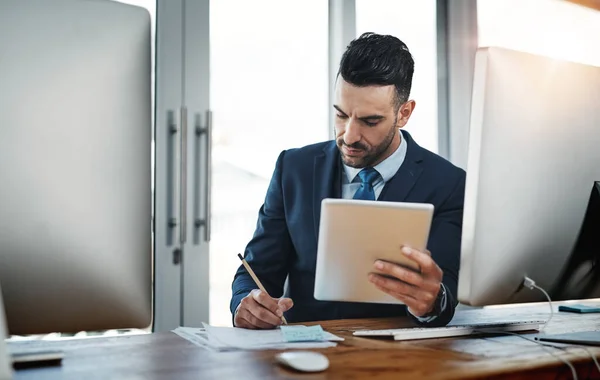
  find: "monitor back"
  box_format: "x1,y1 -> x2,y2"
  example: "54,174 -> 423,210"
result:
458,47 -> 600,306
0,0 -> 152,334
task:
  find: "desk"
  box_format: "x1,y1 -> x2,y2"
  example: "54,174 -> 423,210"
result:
11,302 -> 600,379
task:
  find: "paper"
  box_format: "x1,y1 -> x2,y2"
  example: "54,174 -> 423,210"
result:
280,325 -> 325,342
173,323 -> 343,351
173,327 -> 232,352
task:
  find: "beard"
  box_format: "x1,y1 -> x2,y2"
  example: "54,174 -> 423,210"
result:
336,126 -> 397,168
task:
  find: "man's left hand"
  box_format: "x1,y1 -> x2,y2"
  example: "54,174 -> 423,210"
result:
368,246 -> 443,317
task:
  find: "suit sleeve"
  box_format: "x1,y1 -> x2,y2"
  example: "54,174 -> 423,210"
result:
410,170 -> 466,327
230,150 -> 294,317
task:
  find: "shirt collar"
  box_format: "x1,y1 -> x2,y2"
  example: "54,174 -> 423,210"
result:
342,130 -> 408,184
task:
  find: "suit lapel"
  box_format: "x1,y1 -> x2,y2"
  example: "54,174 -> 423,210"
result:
313,142 -> 341,241
379,131 -> 424,202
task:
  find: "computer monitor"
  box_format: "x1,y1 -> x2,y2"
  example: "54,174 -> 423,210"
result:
458,47 -> 600,308
0,0 -> 152,374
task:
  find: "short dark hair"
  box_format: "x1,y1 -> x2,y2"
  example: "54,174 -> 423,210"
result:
338,32 -> 414,109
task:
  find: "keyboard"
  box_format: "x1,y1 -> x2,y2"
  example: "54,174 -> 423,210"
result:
353,320 -> 545,341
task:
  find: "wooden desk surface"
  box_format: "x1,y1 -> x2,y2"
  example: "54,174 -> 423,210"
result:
10,302 -> 600,380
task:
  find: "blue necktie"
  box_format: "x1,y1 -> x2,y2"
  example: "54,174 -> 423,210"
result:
353,167 -> 380,201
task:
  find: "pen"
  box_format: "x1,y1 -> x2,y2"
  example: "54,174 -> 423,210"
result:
237,253 -> 288,325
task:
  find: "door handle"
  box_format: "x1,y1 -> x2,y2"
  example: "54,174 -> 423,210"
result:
166,110 -> 178,246
180,106 -> 188,245
194,110 -> 212,243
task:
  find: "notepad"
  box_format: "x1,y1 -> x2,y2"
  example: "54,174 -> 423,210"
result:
280,325 -> 326,342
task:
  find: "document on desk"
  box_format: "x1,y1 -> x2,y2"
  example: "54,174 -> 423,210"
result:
173,323 -> 343,351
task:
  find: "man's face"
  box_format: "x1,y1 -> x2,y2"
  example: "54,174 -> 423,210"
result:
334,79 -> 413,168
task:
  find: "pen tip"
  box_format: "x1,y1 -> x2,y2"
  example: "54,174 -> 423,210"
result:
237,253 -> 244,261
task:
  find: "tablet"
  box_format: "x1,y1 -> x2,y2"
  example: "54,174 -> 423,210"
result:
314,198 -> 434,304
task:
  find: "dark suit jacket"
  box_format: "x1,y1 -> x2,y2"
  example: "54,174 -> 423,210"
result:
230,130 -> 466,327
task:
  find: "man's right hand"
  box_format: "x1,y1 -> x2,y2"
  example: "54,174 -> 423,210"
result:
234,289 -> 293,329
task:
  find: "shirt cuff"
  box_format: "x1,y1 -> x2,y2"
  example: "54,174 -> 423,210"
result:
409,283 -> 448,323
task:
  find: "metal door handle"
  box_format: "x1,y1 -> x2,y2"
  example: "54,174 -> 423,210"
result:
166,110 -> 178,246
194,110 -> 212,243
180,106 -> 188,244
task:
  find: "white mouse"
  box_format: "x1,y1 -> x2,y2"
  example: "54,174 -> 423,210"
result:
275,351 -> 330,372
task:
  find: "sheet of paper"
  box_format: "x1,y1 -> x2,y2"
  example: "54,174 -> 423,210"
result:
172,324 -> 343,351
202,323 -> 337,350
173,327 -> 233,352
280,325 -> 325,342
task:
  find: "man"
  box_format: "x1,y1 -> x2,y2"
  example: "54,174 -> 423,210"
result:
230,32 -> 465,329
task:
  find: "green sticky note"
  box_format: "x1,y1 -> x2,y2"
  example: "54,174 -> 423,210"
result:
280,325 -> 325,342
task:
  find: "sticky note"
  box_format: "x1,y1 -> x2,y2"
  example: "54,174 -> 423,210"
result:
280,325 -> 326,342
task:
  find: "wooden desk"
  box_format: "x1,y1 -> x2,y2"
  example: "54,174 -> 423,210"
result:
10,302 -> 600,379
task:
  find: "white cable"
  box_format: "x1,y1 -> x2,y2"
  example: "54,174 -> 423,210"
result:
532,284 -> 554,333
523,276 -> 554,333
515,335 -> 577,380
476,276 -> 600,379
476,329 -> 578,380
579,347 -> 600,375
480,330 -> 600,379
520,276 -> 600,377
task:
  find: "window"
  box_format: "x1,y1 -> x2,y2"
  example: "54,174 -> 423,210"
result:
478,0 -> 600,66
209,0 -> 329,326
355,0 -> 438,153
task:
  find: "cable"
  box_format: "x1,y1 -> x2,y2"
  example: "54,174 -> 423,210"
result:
579,346 -> 600,375
520,276 -> 600,377
477,329 -> 600,379
523,276 -> 554,333
474,329 -> 578,380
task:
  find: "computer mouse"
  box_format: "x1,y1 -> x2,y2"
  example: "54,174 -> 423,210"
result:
275,351 -> 329,372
